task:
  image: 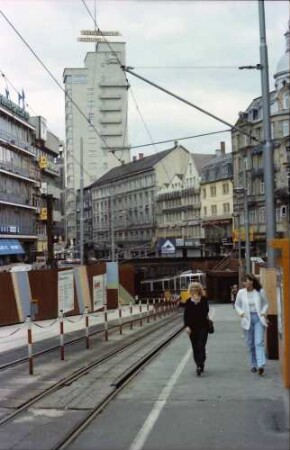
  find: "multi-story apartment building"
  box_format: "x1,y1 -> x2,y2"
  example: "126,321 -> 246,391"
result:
0,92 -> 64,267
155,150 -> 214,257
232,21 -> 290,257
63,37 -> 129,241
0,93 -> 39,264
30,116 -> 63,254
88,145 -> 191,260
200,142 -> 234,256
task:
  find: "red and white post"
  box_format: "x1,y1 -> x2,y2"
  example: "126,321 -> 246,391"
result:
118,304 -> 122,335
146,298 -> 150,323
85,306 -> 90,349
130,301 -> 133,330
139,300 -> 143,327
104,305 -> 108,341
26,315 -> 33,375
153,298 -> 156,321
59,309 -> 64,361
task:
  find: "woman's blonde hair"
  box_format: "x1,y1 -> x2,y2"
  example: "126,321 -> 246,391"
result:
188,282 -> 203,295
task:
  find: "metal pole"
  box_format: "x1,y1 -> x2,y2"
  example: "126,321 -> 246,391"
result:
80,138 -> 84,265
258,0 -> 276,267
243,169 -> 251,274
110,191 -> 115,262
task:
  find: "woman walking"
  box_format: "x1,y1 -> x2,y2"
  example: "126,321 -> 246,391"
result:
234,273 -> 268,375
184,282 -> 209,376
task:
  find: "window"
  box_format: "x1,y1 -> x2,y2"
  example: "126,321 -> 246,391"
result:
202,188 -> 206,199
282,120 -> 289,137
210,186 -> 216,197
211,205 -> 217,215
203,206 -> 207,216
223,203 -> 230,213
260,180 -> 264,195
222,183 -> 229,195
283,92 -> 289,110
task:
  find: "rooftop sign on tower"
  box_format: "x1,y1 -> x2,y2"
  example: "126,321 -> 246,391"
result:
78,29 -> 121,43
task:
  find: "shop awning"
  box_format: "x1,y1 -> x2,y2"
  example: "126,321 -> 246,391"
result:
0,239 -> 25,255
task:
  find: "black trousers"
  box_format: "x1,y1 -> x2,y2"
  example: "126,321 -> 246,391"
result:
189,328 -> 208,368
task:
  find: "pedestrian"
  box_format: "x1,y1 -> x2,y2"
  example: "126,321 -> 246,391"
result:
231,284 -> 238,308
184,282 -> 209,376
234,273 -> 268,375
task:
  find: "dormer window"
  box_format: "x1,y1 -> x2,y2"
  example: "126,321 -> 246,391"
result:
283,92 -> 289,110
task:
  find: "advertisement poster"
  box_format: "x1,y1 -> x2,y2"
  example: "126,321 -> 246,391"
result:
106,262 -> 119,289
93,274 -> 106,309
58,270 -> 74,313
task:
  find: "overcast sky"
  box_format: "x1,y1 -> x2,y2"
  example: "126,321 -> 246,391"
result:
0,0 -> 289,157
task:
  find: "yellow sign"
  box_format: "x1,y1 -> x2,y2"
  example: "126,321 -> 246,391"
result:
39,155 -> 47,169
39,208 -> 47,220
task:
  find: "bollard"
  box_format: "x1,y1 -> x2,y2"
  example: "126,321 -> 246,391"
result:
153,298 -> 156,321
118,304 -> 122,335
59,309 -> 64,360
139,300 -> 143,327
104,305 -> 108,341
146,298 -> 150,323
159,298 -> 162,319
26,315 -> 33,375
85,307 -> 90,349
130,301 -> 133,330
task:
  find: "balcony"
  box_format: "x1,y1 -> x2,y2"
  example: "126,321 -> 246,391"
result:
0,223 -> 37,237
0,160 -> 38,183
0,129 -> 36,157
0,192 -> 37,209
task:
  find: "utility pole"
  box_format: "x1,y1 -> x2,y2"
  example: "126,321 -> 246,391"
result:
46,194 -> 54,268
243,167 -> 251,273
258,0 -> 276,267
80,138 -> 84,265
110,191 -> 115,261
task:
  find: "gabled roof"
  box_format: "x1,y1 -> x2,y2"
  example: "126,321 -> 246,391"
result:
191,153 -> 216,174
88,146 -> 177,188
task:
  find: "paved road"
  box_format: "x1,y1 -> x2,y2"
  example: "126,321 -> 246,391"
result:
67,304 -> 289,450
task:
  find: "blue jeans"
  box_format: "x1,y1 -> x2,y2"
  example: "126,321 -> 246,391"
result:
244,312 -> 266,368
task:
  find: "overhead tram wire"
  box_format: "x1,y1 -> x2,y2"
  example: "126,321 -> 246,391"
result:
0,10 -> 123,165
130,129 -> 231,149
122,67 -> 262,146
133,65 -> 241,70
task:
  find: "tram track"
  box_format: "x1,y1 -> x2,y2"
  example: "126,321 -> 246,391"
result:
0,313 -> 182,432
0,310 -> 158,371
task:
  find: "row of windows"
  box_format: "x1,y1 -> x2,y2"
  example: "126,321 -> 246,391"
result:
93,177 -> 155,199
203,203 -> 230,217
202,182 -> 230,198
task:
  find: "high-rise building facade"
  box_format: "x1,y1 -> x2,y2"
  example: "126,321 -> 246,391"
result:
63,39 -> 129,241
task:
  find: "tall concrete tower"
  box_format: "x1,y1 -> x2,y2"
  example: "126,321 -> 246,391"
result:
63,30 -> 129,241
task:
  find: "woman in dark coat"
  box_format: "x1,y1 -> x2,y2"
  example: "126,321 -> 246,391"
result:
184,282 -> 209,376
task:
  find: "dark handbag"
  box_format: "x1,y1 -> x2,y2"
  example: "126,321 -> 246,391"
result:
207,318 -> 214,334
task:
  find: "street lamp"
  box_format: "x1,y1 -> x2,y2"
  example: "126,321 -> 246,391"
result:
234,186 -> 251,274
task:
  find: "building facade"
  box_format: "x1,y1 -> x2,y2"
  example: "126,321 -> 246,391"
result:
88,145 -> 194,260
155,150 -> 214,257
0,93 -> 64,267
231,21 -> 290,257
200,142 -> 234,256
63,39 -> 129,241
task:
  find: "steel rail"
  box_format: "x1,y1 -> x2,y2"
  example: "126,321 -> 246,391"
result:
0,313 -> 181,427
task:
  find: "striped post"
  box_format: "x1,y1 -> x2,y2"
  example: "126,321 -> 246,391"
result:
159,298 -> 162,319
139,300 -> 143,327
118,304 -> 122,335
153,298 -> 156,321
130,301 -> 133,330
146,298 -> 150,323
85,307 -> 90,349
104,305 -> 108,341
59,309 -> 64,361
26,315 -> 33,375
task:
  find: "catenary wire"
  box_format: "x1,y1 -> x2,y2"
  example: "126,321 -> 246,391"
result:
0,10 -> 123,165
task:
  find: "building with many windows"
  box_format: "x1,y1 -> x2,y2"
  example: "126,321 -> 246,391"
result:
63,37 -> 129,241
0,93 -> 64,267
88,145 -> 192,259
200,142 -> 234,256
155,150 -> 214,257
231,20 -> 290,257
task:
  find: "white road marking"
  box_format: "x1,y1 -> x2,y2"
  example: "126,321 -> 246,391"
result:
129,348 -> 192,450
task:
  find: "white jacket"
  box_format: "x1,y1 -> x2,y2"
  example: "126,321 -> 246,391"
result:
234,288 -> 268,330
